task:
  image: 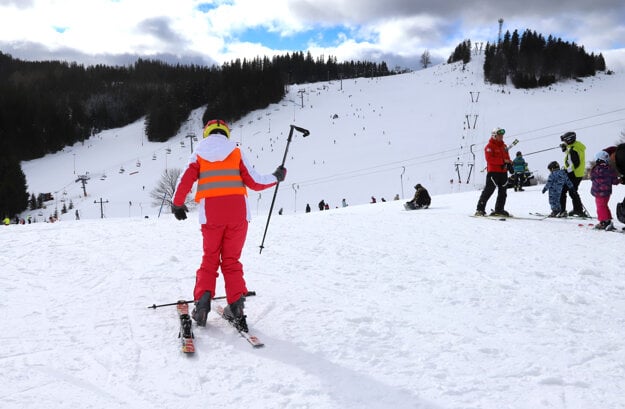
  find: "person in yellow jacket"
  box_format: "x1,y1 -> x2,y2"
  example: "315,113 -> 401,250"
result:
559,131 -> 588,217
171,119 -> 286,332
3,216 -> 10,226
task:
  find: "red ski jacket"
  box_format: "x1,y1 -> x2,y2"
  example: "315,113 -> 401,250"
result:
484,137 -> 511,173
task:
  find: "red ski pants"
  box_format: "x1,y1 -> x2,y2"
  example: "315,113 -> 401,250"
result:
595,195 -> 612,222
193,221 -> 248,304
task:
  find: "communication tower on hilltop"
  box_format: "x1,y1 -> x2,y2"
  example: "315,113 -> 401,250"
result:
498,18 -> 504,44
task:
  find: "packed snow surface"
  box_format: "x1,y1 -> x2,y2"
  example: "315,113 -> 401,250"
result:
4,55 -> 625,408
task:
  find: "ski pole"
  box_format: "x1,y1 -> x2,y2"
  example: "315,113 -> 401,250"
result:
523,145 -> 560,156
259,125 -> 310,254
147,291 -> 256,309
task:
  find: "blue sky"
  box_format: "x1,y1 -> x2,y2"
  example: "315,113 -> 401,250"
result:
237,26 -> 349,51
0,0 -> 623,71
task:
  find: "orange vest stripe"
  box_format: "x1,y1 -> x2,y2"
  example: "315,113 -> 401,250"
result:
194,149 -> 247,201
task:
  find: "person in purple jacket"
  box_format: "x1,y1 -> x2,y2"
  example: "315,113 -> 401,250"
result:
590,150 -> 621,230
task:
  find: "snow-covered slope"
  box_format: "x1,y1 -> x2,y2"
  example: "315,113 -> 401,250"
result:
2,185 -> 625,409
3,54 -> 625,409
19,54 -> 625,221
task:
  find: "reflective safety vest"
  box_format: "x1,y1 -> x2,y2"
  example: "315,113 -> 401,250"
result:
194,149 -> 247,201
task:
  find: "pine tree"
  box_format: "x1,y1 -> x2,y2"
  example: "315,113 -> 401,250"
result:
0,136 -> 29,217
29,193 -> 37,210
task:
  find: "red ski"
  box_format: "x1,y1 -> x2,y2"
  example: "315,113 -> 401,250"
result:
215,305 -> 264,348
176,301 -> 195,354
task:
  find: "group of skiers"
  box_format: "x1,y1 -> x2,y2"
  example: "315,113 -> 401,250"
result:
475,126 -> 625,231
3,215 -> 35,225
170,118 -> 625,334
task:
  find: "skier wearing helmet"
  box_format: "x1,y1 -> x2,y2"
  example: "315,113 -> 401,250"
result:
542,161 -> 575,217
475,127 -> 513,216
590,150 -> 620,230
603,144 -> 625,223
559,131 -> 588,217
171,119 -> 286,332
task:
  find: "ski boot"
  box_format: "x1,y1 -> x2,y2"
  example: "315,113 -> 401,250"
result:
489,209 -> 510,217
192,291 -> 211,327
223,297 -> 248,333
594,220 -> 615,231
569,210 -> 589,218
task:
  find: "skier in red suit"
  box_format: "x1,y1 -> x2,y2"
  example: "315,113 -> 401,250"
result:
172,119 -> 286,332
475,127 -> 513,216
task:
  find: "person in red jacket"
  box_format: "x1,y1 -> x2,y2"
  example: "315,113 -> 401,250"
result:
171,119 -> 286,332
475,127 -> 513,216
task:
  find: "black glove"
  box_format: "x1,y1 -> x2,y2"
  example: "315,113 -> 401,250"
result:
620,175 -> 625,185
272,165 -> 287,182
171,204 -> 188,220
560,143 -> 567,152
506,163 -> 514,174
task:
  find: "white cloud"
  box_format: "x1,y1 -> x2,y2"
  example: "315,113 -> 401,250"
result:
0,0 -> 623,70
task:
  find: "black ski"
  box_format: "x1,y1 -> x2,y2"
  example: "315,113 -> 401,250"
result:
215,305 -> 264,348
470,214 -> 508,221
470,213 -> 539,221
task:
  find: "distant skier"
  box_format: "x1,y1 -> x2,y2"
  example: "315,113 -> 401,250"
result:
405,184 -> 431,210
305,203 -> 311,213
318,200 -> 325,211
512,151 -> 527,191
542,161 -> 574,217
475,127 -> 513,216
605,144 -> 625,223
559,131 -> 588,216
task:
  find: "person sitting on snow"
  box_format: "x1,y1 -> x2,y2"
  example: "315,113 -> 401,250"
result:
405,184 -> 431,210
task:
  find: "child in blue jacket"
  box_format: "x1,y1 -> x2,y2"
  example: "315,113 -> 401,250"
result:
542,161 -> 574,217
